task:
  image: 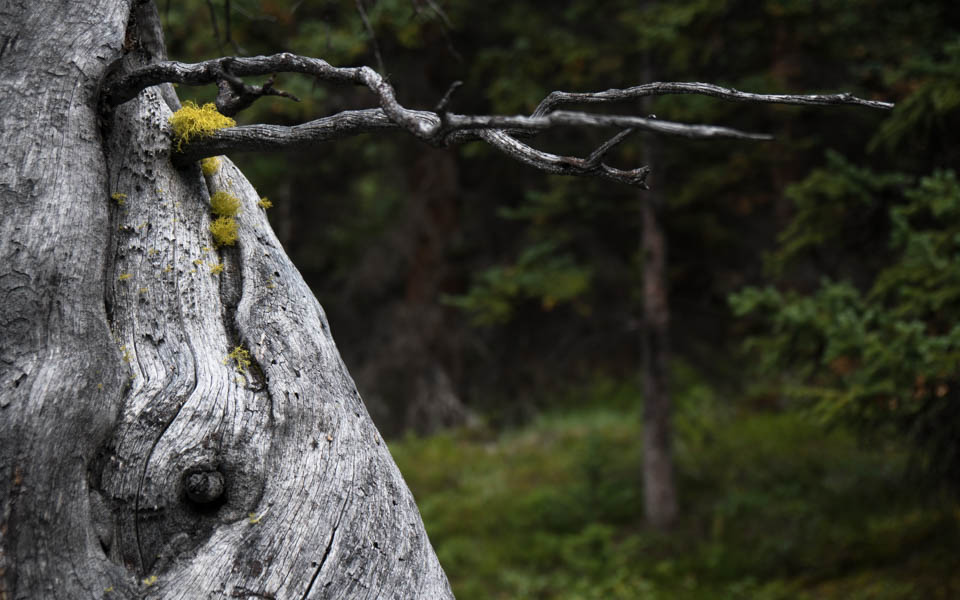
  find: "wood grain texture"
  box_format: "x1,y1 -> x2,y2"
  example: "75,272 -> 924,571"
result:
0,0 -> 134,597
1,1 -> 453,598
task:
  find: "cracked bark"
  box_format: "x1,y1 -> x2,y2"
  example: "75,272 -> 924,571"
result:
1,1 -> 450,598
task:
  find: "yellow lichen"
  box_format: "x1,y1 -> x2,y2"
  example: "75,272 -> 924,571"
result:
209,216 -> 238,246
118,273 -> 133,281
111,192 -> 127,205
209,261 -> 224,275
225,345 -> 251,373
192,258 -> 204,266
257,197 -> 273,210
142,575 -> 158,587
200,156 -> 222,176
168,101 -> 236,152
162,264 -> 173,273
210,190 -> 241,217
248,512 -> 262,524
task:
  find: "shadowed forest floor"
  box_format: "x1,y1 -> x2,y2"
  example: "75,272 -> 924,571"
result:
391,378 -> 960,600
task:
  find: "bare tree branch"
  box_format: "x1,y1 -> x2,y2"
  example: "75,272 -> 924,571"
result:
103,53 -> 894,189
532,81 -> 894,117
477,129 -> 651,188
205,0 -> 224,55
224,0 -> 244,55
210,59 -> 300,116
104,53 -> 771,141
176,107 -> 653,187
355,0 -> 387,75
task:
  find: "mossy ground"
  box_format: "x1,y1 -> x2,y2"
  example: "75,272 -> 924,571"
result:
391,377 -> 960,600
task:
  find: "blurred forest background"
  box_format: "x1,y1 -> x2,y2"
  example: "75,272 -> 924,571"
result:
162,1 -> 959,597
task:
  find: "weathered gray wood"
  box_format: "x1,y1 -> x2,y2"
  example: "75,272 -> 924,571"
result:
0,0 -> 136,597
1,1 -> 453,598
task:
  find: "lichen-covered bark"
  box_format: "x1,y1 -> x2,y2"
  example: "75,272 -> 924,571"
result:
0,1 -> 453,598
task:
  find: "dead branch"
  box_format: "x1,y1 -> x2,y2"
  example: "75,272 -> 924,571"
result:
103,52 -> 893,188
531,81 -> 894,116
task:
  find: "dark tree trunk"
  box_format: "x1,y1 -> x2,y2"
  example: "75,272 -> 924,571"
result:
639,52 -> 679,531
0,2 -> 453,598
639,192 -> 679,530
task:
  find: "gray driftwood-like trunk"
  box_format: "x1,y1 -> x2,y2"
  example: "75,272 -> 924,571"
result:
0,2 -> 452,598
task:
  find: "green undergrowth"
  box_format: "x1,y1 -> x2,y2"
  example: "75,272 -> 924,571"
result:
390,379 -> 960,599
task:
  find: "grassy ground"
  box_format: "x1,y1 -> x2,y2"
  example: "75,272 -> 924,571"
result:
390,379 -> 960,599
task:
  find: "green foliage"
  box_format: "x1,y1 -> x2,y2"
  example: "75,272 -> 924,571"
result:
732,165 -> 960,489
764,151 -> 910,277
392,388 -> 959,599
869,38 -> 960,159
730,23 -> 960,491
444,240 -> 592,325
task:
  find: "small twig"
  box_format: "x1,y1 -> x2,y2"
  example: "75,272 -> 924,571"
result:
585,128 -> 635,169
224,0 -> 244,55
355,0 -> 386,75
434,80 -> 462,132
434,80 -> 462,113
419,0 -> 462,62
205,0 -> 224,55
211,59 -> 299,116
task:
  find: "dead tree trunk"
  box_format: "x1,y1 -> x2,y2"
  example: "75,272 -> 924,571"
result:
0,2 -> 452,598
0,1 -> 891,597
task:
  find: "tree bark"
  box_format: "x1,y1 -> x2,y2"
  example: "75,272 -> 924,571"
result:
639,191 -> 679,531
0,1 -> 453,598
640,54 -> 679,531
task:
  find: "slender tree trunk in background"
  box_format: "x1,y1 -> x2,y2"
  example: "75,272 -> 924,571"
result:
640,53 -> 679,530
0,2 -> 453,598
639,192 -> 678,530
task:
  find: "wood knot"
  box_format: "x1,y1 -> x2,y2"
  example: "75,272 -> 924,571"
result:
183,467 -> 225,504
